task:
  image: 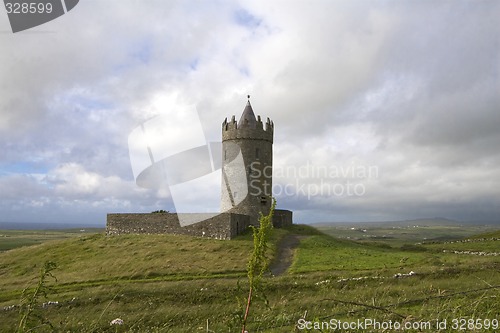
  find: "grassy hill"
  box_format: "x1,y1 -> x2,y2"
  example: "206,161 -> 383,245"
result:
0,225 -> 499,332
0,232 -> 257,290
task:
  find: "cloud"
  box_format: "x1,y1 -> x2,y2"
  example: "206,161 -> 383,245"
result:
0,0 -> 499,225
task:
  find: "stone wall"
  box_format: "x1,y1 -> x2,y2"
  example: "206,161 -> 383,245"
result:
273,209 -> 293,228
106,212 -> 250,240
106,209 -> 292,240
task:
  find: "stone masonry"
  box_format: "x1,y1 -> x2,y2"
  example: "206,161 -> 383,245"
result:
106,212 -> 250,240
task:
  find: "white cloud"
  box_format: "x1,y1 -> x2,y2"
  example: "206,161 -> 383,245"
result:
0,0 -> 499,224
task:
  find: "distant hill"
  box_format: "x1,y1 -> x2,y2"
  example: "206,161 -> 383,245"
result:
312,218 -> 499,228
361,218 -> 460,227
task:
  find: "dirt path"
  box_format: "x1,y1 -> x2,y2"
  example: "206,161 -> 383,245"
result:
269,234 -> 307,276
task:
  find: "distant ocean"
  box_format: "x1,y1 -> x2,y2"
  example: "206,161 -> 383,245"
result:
0,222 -> 105,230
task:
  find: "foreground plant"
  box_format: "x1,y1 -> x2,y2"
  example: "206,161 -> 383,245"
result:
17,261 -> 57,333
241,198 -> 276,333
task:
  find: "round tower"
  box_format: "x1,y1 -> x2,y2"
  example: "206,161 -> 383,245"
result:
221,96 -> 273,226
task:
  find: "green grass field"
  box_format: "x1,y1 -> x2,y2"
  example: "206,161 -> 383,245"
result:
313,222 -> 497,246
0,229 -> 103,252
0,224 -> 499,332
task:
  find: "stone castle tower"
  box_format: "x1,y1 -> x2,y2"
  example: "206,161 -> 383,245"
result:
221,96 -> 273,225
106,96 -> 291,239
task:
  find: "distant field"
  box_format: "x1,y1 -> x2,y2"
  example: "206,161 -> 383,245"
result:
0,224 -> 499,332
313,221 -> 498,246
0,228 -> 104,252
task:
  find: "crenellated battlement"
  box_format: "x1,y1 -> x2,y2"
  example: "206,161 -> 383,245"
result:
222,114 -> 273,142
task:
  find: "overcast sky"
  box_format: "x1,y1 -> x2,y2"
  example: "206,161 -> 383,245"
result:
1,0 -> 499,226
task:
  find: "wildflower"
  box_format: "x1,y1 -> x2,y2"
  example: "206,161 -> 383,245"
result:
110,318 -> 124,325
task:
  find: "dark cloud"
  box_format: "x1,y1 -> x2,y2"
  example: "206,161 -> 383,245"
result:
0,1 -> 499,224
